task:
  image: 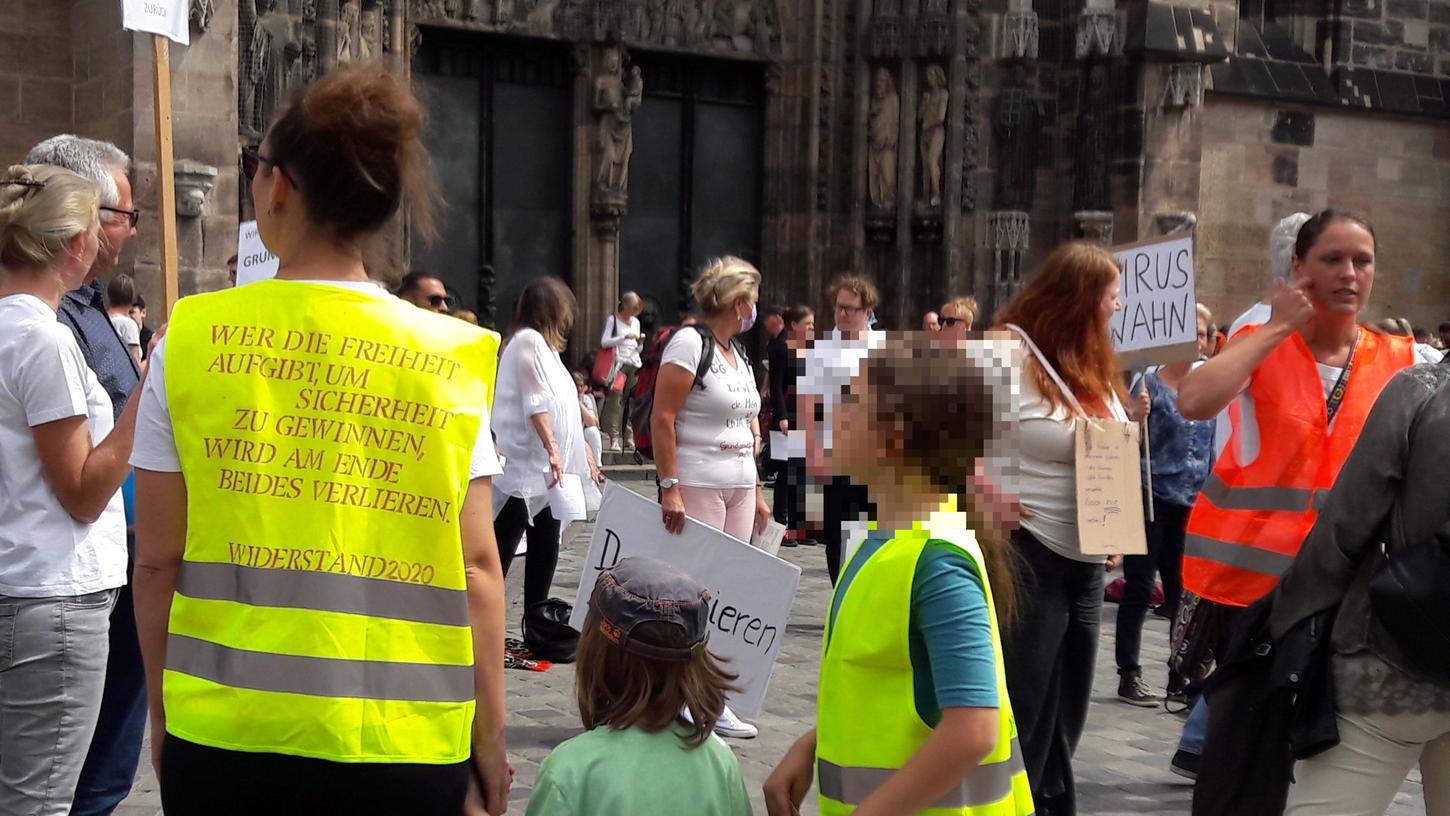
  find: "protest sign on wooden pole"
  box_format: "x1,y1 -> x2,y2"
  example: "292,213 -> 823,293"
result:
1110,232 -> 1199,369
122,0 -> 187,315
152,35 -> 180,316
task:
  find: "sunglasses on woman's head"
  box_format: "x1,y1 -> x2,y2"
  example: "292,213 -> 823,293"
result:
241,146 -> 297,189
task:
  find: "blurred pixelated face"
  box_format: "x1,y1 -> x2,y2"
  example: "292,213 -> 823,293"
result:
827,372 -> 876,478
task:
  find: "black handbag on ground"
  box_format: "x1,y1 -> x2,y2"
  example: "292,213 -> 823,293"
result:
523,598 -> 580,664
1368,530 -> 1450,680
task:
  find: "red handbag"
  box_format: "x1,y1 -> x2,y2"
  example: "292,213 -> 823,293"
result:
592,317 -> 628,392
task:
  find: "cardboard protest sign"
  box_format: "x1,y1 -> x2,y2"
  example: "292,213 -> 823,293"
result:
569,483 -> 802,719
236,221 -> 279,286
1110,233 -> 1199,367
1075,419 -> 1148,555
122,0 -> 190,44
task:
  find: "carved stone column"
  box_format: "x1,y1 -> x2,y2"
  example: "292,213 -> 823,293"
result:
1074,210 -> 1114,245
989,210 -> 1029,301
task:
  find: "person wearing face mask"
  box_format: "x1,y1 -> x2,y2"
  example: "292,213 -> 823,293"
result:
652,256 -> 768,741
0,165 -> 142,815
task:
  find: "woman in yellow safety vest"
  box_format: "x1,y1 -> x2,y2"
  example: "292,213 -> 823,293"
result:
763,335 -> 1032,816
130,66 -> 511,814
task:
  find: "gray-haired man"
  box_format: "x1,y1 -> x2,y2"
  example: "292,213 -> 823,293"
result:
25,134 -> 146,816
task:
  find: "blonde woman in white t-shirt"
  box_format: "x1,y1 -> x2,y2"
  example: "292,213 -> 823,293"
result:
651,257 -> 768,739
0,164 -> 140,815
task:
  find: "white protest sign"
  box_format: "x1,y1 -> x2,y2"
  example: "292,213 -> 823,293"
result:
1110,233 -> 1199,367
569,483 -> 801,719
121,0 -> 190,44
236,221 -> 279,286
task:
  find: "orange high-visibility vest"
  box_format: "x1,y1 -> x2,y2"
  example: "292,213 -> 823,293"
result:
1182,326 -> 1413,607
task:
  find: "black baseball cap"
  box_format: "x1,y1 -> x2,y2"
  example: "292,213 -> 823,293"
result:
590,557 -> 711,663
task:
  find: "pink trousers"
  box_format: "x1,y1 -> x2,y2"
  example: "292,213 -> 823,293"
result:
677,485 -> 756,543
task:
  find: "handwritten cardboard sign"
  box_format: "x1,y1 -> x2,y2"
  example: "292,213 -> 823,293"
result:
568,483 -> 802,719
122,0 -> 189,44
1075,418 -> 1148,556
236,221 -> 279,286
1111,233 -> 1199,367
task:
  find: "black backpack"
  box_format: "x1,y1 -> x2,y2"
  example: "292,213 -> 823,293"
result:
629,325 -> 750,460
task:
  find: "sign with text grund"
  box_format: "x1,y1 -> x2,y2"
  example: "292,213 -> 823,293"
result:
568,482 -> 802,720
1110,233 -> 1199,368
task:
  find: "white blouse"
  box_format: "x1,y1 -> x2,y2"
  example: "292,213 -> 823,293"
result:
491,329 -> 599,518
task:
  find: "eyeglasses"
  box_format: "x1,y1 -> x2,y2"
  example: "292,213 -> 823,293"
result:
428,294 -> 455,309
939,316 -> 968,328
100,206 -> 140,228
241,146 -> 297,189
834,303 -> 867,316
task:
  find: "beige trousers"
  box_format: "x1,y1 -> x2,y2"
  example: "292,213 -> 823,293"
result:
1286,705 -> 1450,815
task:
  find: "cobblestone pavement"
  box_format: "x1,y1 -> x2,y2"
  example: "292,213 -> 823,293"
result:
119,478 -> 1425,815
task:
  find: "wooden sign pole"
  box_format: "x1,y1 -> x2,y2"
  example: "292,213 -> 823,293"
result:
151,34 -> 180,317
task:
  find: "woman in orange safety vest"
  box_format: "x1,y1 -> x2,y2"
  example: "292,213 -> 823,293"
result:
1176,209 -> 1414,611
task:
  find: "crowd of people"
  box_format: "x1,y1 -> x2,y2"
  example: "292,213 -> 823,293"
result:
2,59 -> 1448,816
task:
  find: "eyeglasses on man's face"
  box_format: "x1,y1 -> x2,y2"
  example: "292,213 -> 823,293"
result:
428,294 -> 455,309
100,206 -> 140,228
939,316 -> 967,328
834,302 -> 867,316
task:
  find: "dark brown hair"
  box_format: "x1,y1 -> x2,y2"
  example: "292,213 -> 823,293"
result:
1294,208 -> 1376,261
509,276 -> 576,351
993,241 -> 1127,417
782,304 -> 813,328
106,273 -> 136,309
860,336 -> 1019,622
827,274 -> 881,311
575,608 -> 740,748
265,63 -> 437,240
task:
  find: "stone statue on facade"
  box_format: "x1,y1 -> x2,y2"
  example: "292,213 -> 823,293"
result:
1072,66 -> 1112,212
338,0 -> 380,61
991,65 -> 1041,211
191,0 -> 216,31
594,48 -> 643,195
712,0 -> 755,52
867,67 -> 899,211
240,0 -> 297,141
918,64 -> 948,208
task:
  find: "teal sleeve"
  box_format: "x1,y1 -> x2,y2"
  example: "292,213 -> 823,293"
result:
910,543 -> 1000,724
525,757 -> 578,816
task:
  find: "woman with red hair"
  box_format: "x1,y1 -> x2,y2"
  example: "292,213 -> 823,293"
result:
993,242 -> 1148,816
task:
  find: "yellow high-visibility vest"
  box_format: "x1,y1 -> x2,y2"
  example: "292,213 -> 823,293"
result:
817,520 -> 1034,816
162,279 -> 499,764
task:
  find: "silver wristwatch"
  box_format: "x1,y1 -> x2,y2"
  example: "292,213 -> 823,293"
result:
658,477 -> 680,490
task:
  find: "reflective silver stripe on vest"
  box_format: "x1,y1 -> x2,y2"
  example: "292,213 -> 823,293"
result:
177,561 -> 469,628
1184,534 -> 1295,578
818,737 -> 1025,808
1199,473 -> 1313,513
166,633 -> 475,703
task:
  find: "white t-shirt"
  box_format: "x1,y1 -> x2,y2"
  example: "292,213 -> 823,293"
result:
798,328 -> 886,450
109,312 -> 140,349
131,280 -> 502,483
0,294 -> 127,596
661,327 -> 760,488
1214,304 -> 1272,460
1010,337 -> 1126,564
600,314 -> 643,369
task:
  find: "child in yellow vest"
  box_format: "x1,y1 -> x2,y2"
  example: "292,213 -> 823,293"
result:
764,335 -> 1033,816
526,557 -> 752,816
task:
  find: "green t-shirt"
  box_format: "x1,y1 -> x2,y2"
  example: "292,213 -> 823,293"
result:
525,722 -> 753,816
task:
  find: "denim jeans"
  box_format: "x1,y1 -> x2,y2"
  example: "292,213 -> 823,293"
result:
0,589 -> 116,816
1179,695 -> 1209,756
71,580 -> 148,816
1002,529 -> 1105,815
1114,497 -> 1189,676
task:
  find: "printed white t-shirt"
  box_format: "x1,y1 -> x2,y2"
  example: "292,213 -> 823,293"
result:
660,327 -> 760,489
0,294 -> 127,596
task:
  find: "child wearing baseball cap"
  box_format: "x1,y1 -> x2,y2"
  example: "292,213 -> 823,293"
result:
525,557 -> 751,816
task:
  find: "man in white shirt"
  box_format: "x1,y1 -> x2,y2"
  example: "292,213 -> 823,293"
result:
799,275 -> 885,583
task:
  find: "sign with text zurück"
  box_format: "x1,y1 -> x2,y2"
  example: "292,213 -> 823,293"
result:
122,0 -> 190,44
568,483 -> 802,720
1110,233 -> 1199,368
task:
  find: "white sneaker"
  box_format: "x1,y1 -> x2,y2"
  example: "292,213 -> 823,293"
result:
604,435 -> 621,452
712,704 -> 758,739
